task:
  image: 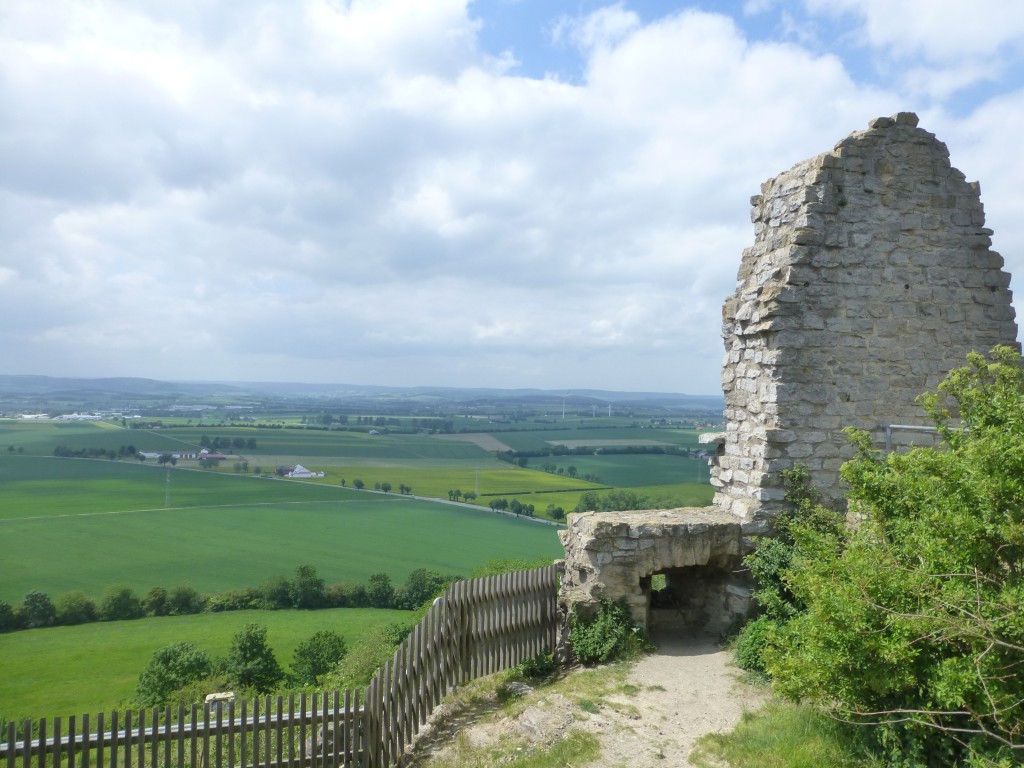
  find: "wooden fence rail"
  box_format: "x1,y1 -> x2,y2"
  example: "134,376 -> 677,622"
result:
1,563 -> 561,768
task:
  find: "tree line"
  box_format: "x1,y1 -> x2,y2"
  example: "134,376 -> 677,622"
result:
0,565 -> 458,634
135,623 -> 351,707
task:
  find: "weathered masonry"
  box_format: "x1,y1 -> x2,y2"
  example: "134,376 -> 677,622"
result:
560,113 -> 1018,632
710,112 -> 1018,530
558,509 -> 748,634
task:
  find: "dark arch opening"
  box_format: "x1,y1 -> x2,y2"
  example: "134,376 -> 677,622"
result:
640,562 -> 750,639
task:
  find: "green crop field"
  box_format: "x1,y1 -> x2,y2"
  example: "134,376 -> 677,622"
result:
523,454 -> 710,487
491,426 -> 704,452
0,608 -> 410,720
0,500 -> 563,604
0,456 -> 351,520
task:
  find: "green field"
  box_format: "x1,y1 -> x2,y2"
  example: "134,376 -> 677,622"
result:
0,608 -> 410,719
0,421 -> 712,603
0,460 -> 563,602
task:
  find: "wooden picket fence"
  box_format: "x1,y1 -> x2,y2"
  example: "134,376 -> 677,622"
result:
1,563 -> 562,768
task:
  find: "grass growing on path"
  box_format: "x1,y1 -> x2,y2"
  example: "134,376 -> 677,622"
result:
690,701 -> 883,768
0,608 -> 411,721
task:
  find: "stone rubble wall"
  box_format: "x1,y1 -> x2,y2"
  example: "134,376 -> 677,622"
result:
558,508 -> 748,634
713,112 -> 1018,530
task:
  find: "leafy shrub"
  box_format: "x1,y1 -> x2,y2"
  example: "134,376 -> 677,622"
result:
0,600 -> 19,632
288,565 -> 325,609
55,591 -> 98,625
764,347 -> 1024,765
167,584 -> 205,615
225,623 -> 284,694
143,587 -> 169,616
290,630 -> 347,686
258,575 -> 292,610
136,642 -> 214,707
99,585 -> 145,621
366,573 -> 395,609
517,652 -> 556,681
20,591 -> 57,628
732,615 -> 774,675
320,622 -> 412,690
398,568 -> 456,610
570,599 -> 645,664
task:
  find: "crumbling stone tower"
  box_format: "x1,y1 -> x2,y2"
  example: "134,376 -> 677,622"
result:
711,112 -> 1018,530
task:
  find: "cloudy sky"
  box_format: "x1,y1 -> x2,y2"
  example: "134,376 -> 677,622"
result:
2,1 -> 1023,395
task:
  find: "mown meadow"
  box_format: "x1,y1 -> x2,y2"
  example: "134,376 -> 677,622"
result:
0,608 -> 410,720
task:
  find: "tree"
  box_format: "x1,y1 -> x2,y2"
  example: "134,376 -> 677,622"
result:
462,491 -> 476,503
0,600 -> 18,632
144,586 -> 170,616
55,591 -> 98,625
762,347 -> 1024,764
353,479 -> 365,490
21,591 -> 56,628
400,569 -> 454,609
168,584 -> 204,615
288,565 -> 325,609
100,585 -> 145,621
379,482 -> 391,494
225,624 -> 284,694
290,630 -> 347,686
136,642 -> 214,707
546,504 -> 566,521
366,573 -> 395,608
567,465 -> 578,478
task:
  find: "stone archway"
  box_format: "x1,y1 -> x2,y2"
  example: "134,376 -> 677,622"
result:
558,508 -> 750,636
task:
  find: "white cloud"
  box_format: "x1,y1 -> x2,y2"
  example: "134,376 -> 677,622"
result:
806,0 -> 1024,63
0,0 -> 1019,393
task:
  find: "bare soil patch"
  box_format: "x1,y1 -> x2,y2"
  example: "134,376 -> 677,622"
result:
430,433 -> 514,452
405,630 -> 768,767
546,439 -> 675,448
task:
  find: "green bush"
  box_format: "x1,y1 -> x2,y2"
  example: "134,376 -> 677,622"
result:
225,623 -> 284,694
21,591 -> 56,628
516,652 -> 556,681
290,629 -> 347,686
732,615 -> 774,675
143,587 -> 169,616
764,347 -> 1024,765
99,585 -> 145,621
320,622 -> 412,690
136,642 -> 214,707
0,600 -> 18,632
288,565 -> 325,609
570,599 -> 645,664
167,584 -> 205,615
366,573 -> 395,609
55,591 -> 98,625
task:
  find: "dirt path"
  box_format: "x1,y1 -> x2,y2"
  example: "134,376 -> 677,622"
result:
589,632 -> 768,766
406,631 -> 768,767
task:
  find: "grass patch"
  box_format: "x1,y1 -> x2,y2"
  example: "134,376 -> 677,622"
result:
0,494 -> 563,602
577,698 -> 600,714
0,608 -> 410,720
690,701 -> 883,768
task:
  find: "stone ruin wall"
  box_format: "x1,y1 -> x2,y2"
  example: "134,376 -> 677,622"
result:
559,112 -> 1018,635
711,112 -> 1018,531
558,509 -> 749,634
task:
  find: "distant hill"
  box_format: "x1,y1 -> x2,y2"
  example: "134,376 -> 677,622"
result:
0,375 -> 723,413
